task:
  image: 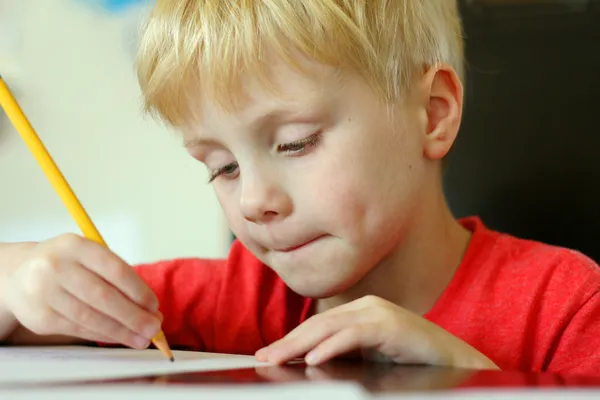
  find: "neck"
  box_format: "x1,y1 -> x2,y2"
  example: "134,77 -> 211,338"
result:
318,175 -> 472,315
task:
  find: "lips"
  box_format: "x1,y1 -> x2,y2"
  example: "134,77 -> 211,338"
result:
271,235 -> 327,253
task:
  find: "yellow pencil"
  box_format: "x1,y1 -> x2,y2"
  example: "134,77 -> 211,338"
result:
0,75 -> 174,362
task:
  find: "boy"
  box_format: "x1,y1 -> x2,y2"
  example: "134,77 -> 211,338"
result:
1,0 -> 599,375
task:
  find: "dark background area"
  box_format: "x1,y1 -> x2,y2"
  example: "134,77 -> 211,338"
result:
444,0 -> 600,262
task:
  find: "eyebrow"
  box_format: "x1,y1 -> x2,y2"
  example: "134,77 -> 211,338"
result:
183,138 -> 220,149
251,106 -> 322,130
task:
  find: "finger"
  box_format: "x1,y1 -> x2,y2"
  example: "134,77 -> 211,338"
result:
48,286 -> 150,349
260,313 -> 332,351
21,305 -> 117,344
67,324 -> 118,344
273,299 -> 376,344
258,311 -> 357,364
304,325 -> 379,366
58,235 -> 158,312
313,296 -> 384,317
58,262 -> 161,342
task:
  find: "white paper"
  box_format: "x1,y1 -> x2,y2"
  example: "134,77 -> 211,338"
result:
375,389 -> 600,399
0,345 -> 266,384
0,382 -> 369,400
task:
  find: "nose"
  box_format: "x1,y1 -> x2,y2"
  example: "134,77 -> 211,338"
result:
239,170 -> 293,224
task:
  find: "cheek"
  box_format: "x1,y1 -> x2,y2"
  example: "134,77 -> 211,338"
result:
305,127 -> 420,243
294,150 -> 375,242
214,188 -> 248,242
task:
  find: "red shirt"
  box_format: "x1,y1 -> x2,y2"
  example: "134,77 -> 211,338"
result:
134,217 -> 600,376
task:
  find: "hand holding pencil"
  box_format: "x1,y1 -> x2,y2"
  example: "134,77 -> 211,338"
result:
3,234 -> 164,351
0,75 -> 173,360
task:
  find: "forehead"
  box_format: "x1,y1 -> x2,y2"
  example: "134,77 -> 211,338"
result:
184,57 -> 344,139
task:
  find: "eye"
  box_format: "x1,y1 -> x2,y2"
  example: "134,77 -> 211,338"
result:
277,132 -> 322,156
208,162 -> 239,183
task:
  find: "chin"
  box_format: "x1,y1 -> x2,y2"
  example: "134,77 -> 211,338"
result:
272,260 -> 366,299
283,279 -> 344,298
259,238 -> 371,298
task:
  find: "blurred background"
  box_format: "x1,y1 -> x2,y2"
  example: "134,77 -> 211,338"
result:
1,0 -> 599,264
0,0 -> 228,264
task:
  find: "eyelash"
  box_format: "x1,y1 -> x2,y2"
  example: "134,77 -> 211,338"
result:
207,132 -> 322,183
277,132 -> 321,155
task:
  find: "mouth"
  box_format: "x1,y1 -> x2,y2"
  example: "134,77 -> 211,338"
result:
274,235 -> 328,253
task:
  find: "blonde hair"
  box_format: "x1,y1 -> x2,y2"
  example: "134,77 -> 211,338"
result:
136,0 -> 464,126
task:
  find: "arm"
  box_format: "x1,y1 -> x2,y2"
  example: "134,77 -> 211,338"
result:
547,290 -> 600,375
0,242 -> 83,345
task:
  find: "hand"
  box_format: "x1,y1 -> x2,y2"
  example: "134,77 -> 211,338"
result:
255,295 -> 498,370
1,234 -> 161,349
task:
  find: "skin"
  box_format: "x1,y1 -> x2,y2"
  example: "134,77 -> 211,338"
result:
0,239 -> 162,349
0,54 -> 497,370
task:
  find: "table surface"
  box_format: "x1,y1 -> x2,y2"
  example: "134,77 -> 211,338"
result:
72,361 -> 600,395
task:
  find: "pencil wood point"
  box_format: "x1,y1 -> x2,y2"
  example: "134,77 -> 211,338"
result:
152,330 -> 174,361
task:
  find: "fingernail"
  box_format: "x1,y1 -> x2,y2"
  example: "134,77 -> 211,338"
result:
133,335 -> 149,349
305,352 -> 319,366
142,323 -> 159,339
269,351 -> 286,364
257,347 -> 272,358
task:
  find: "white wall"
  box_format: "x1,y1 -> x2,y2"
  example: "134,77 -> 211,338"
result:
0,0 -> 229,264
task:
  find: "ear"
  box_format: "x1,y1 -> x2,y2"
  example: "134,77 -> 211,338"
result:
420,64 -> 463,161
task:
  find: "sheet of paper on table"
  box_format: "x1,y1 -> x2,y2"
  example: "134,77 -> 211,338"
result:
3,346 -> 599,400
0,346 -> 369,399
0,345 -> 266,384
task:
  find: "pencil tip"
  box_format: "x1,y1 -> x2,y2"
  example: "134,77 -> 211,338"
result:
170,357 -> 175,362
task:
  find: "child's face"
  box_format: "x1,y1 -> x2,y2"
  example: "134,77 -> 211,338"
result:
185,57 -> 442,298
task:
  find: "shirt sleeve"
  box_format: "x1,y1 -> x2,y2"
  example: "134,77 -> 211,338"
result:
134,256 -> 225,351
547,290 -> 600,375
